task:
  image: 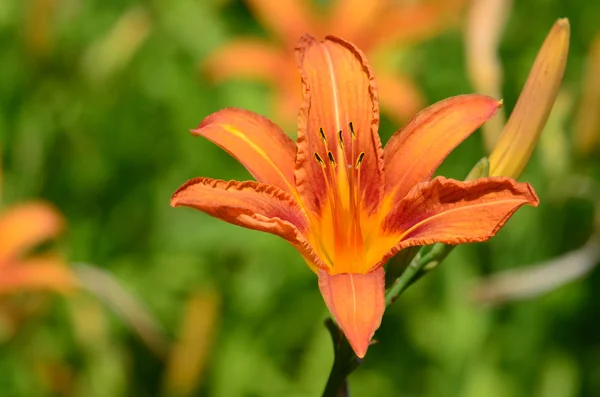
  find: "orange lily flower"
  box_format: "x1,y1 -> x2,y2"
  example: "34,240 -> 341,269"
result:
0,202 -> 75,294
173,36 -> 539,357
0,153 -> 74,295
206,0 -> 467,125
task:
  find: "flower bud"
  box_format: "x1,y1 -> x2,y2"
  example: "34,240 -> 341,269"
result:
489,19 -> 570,178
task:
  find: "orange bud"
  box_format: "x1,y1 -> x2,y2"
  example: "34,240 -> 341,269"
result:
489,18 -> 570,178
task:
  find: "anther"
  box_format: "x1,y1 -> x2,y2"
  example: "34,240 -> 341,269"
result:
337,130 -> 344,148
327,151 -> 336,166
319,128 -> 327,145
314,152 -> 326,167
349,122 -> 356,139
355,152 -> 365,169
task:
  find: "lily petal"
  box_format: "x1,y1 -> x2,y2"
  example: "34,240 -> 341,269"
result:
0,202 -> 64,264
376,177 -> 539,267
383,95 -> 501,204
318,267 -> 385,358
203,40 -> 287,83
376,70 -> 425,124
192,108 -> 297,195
365,2 -> 465,50
296,35 -> 384,214
171,177 -> 324,269
0,256 -> 76,294
328,0 -> 385,47
201,40 -> 301,127
246,0 -> 315,48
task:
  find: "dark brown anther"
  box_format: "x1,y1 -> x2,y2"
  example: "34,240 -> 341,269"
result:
349,122 -> 356,139
355,152 -> 365,169
338,130 -> 344,148
319,128 -> 327,145
327,151 -> 337,166
314,152 -> 326,167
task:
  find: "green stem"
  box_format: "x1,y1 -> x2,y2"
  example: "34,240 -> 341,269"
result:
385,243 -> 454,306
322,159 -> 487,396
322,243 -> 455,397
322,319 -> 361,397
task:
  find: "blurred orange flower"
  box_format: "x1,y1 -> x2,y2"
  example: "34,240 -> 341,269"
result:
205,0 -> 467,125
173,35 -> 538,358
0,160 -> 75,294
0,203 -> 75,294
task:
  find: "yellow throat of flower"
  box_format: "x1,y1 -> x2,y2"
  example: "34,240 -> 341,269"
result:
308,122 -> 379,275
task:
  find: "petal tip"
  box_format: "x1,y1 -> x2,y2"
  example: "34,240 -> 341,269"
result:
469,94 -> 504,114
170,194 -> 181,208
296,34 -> 318,50
170,177 -> 202,208
525,182 -> 540,207
192,108 -> 238,134
345,329 -> 372,359
194,110 -> 221,134
318,269 -> 385,359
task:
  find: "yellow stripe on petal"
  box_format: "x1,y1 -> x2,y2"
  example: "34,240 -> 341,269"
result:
192,108 -> 298,195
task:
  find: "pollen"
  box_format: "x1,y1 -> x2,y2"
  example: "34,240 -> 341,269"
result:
349,122 -> 356,139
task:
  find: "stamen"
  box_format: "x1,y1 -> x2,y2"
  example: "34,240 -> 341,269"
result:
316,150 -> 345,265
327,151 -> 336,166
345,127 -> 365,271
337,130 -> 344,148
314,152 -> 326,167
319,128 -> 327,145
355,152 -> 365,169
351,156 -> 365,269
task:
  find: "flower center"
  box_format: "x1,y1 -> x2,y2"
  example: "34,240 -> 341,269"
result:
311,122 -> 369,274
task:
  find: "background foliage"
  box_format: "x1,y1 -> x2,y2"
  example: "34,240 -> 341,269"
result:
1,0 -> 599,396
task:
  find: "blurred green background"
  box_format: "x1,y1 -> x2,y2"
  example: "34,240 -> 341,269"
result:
1,0 -> 600,396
